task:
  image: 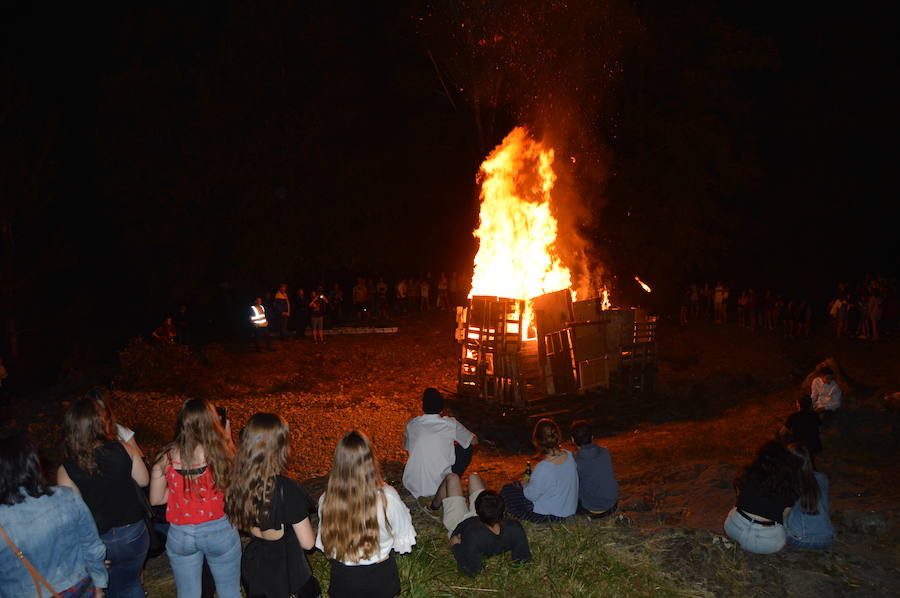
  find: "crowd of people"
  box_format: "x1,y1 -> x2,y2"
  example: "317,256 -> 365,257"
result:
0,386 -> 623,597
679,275 -> 898,340
723,364 -> 840,553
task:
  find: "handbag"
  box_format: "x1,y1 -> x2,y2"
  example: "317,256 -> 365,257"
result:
0,523 -> 61,598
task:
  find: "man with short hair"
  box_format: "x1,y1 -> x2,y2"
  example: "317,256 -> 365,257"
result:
432,472 -> 531,577
402,388 -> 477,500
810,366 -> 842,412
570,420 -> 618,518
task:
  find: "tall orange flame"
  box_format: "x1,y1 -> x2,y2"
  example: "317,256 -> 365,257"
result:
468,127 -> 573,337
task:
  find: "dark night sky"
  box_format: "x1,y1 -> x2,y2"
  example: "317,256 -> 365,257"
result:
1,1 -> 894,377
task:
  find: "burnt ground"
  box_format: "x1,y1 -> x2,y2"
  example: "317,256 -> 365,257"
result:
4,311 -> 899,596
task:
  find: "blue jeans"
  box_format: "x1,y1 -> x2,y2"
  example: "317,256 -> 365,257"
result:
724,508 -> 786,554
166,516 -> 241,598
101,520 -> 149,598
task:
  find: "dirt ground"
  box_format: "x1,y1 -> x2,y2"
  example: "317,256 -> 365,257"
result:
5,310 -> 899,596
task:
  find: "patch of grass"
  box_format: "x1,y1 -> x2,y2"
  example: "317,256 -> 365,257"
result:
304,518 -> 697,598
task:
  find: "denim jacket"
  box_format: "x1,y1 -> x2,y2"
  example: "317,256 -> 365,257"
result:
784,472 -> 835,545
0,486 -> 108,597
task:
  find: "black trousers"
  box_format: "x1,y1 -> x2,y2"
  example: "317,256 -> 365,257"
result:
328,555 -> 399,598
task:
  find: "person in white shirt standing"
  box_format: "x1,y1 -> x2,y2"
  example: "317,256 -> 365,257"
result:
402,388 -> 477,508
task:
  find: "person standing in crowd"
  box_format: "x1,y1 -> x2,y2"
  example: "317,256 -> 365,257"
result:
375,277 -> 389,320
500,419 -> 579,523
149,399 -> 241,598
395,278 -> 408,315
403,388 -> 477,505
57,397 -> 150,598
293,289 -> 309,339
329,283 -> 344,323
226,413 -> 320,598
309,291 -> 328,343
352,277 -> 369,321
419,277 -> 430,312
1,428 -> 109,597
723,441 -> 799,554
273,283 -> 291,341
436,273 -> 450,311
784,444 -> 834,549
430,472 -> 531,577
569,421 -> 618,518
316,431 -> 416,598
250,297 -> 272,352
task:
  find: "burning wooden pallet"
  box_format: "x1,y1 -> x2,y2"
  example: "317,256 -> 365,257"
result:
456,291 -> 657,404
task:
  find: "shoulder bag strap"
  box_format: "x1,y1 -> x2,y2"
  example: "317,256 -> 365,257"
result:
0,523 -> 61,598
278,480 -> 299,598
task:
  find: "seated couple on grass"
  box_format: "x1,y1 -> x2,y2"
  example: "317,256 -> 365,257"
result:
432,472 -> 531,577
500,419 -> 619,523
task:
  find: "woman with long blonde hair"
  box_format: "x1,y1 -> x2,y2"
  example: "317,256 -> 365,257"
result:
316,431 -> 416,598
149,398 -> 240,598
225,413 -> 320,598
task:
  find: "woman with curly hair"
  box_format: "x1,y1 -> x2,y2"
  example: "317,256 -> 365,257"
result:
724,440 -> 801,554
225,413 -> 320,598
500,418 -> 579,523
784,444 -> 834,549
57,396 -> 150,598
315,431 -> 416,598
149,399 -> 240,598
1,428 -> 108,597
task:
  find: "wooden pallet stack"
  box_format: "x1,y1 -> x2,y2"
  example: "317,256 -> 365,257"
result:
457,294 -> 657,404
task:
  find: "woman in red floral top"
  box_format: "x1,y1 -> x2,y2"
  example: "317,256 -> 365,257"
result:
150,399 -> 240,598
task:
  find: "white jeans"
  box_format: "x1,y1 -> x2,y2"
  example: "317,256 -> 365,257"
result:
724,508 -> 786,554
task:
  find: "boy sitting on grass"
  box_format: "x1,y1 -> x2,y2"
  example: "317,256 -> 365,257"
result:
432,472 -> 531,577
570,420 -> 619,518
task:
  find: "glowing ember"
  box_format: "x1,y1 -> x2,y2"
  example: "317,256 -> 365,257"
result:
468,127 -> 573,338
634,276 -> 652,293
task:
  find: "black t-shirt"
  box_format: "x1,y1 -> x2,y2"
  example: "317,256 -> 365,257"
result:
735,473 -> 798,523
450,517 -> 531,577
63,441 -> 144,534
785,409 -> 822,455
259,475 -> 314,530
242,476 -> 317,597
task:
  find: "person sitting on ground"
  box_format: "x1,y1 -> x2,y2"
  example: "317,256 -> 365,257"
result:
0,427 -> 108,598
152,316 -> 178,344
723,440 -> 800,554
500,419 -> 579,523
569,420 -> 619,518
402,388 -> 477,505
430,472 -> 531,577
810,366 -> 842,413
779,396 -> 822,460
783,444 -> 834,550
